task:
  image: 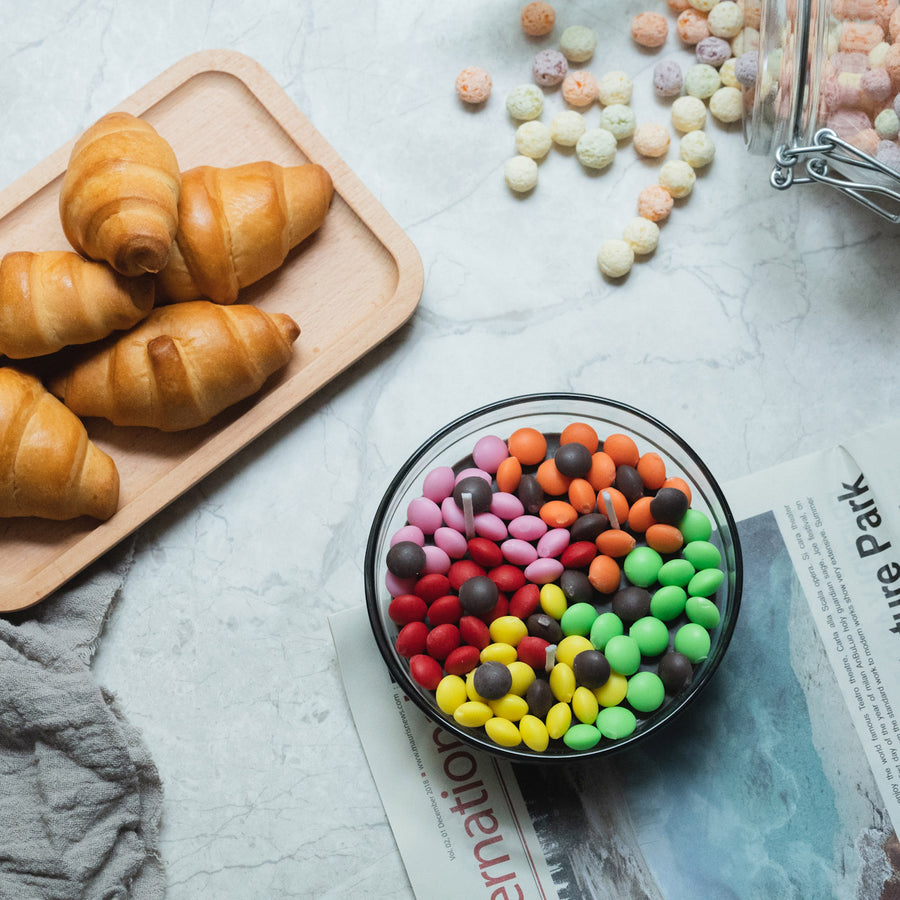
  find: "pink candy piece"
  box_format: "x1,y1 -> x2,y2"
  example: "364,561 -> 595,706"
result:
537,527 -> 571,558
455,467 -> 491,484
441,496 -> 466,532
386,571 -> 417,598
524,557 -> 565,585
490,491 -> 525,520
434,526 -> 468,559
474,512 -> 508,542
472,435 -> 509,473
423,545 -> 452,575
423,466 -> 456,503
407,496 -> 443,534
501,538 -> 539,567
390,524 -> 425,547
508,514 -> 549,542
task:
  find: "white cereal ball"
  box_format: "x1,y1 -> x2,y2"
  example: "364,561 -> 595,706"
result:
597,70 -> 634,106
671,95 -> 708,132
515,120 -> 553,158
731,25 -> 759,56
576,128 -> 618,169
679,129 -> 716,167
622,217 -> 660,255
684,63 -> 722,99
659,159 -> 697,198
598,104 -> 637,140
633,122 -> 671,157
709,85 -> 743,122
708,0 -> 744,38
560,25 -> 597,63
506,84 -> 544,121
870,41 -> 890,69
504,155 -> 539,192
876,108 -> 900,140
550,110 -> 587,147
597,239 -> 635,278
688,0 -> 720,10
719,57 -> 739,89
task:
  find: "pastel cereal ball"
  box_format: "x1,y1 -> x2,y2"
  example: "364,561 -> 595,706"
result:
622,217 -> 660,255
521,1 -> 556,36
688,0 -> 719,11
709,85 -> 743,122
653,59 -> 684,97
506,84 -> 544,120
575,128 -> 618,169
550,110 -> 586,146
676,9 -> 711,44
671,94 -> 708,131
456,66 -> 492,104
562,70 -> 599,107
659,159 -> 697,198
684,63 -> 721,98
679,129 -> 716,167
532,49 -> 568,86
515,120 -> 553,159
598,104 -> 637,140
597,70 -> 634,105
637,184 -> 675,221
633,122 -> 671,157
504,155 -> 539,192
707,0 -> 744,38
631,12 -> 669,48
597,240 -> 634,278
560,25 -> 597,62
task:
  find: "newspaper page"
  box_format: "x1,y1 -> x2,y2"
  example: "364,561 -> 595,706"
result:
331,418 -> 900,899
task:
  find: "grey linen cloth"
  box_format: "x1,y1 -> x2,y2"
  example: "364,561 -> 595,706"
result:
0,538 -> 165,899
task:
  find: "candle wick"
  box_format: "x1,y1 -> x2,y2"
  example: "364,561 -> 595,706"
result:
461,491 -> 476,541
601,490 -> 619,529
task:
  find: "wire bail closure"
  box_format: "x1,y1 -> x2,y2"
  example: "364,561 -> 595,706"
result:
771,128 -> 900,223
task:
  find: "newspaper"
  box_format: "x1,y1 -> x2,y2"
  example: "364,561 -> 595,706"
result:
330,419 -> 900,899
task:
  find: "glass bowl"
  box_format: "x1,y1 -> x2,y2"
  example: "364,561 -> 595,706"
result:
364,393 -> 742,762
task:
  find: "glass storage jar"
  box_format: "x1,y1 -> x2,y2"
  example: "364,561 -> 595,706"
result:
743,0 -> 900,221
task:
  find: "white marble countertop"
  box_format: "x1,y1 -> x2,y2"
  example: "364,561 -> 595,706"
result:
4,1 -> 900,896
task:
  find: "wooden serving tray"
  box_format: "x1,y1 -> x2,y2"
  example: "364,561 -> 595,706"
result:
0,49 -> 424,613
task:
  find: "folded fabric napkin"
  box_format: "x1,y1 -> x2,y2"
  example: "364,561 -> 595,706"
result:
0,538 -> 165,899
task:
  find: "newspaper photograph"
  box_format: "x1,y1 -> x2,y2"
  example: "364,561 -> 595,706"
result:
330,419 -> 900,899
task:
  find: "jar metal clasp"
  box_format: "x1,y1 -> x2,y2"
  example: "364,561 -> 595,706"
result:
771,128 -> 900,224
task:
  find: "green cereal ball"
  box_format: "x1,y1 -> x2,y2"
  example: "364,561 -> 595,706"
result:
590,611 -> 624,650
563,722 -> 603,750
650,585 -> 688,621
560,25 -> 598,63
623,546 -> 663,587
658,557 -> 696,587
626,671 -> 666,713
682,540 -> 722,570
674,622 -> 712,662
576,127 -> 618,170
506,84 -> 544,120
629,616 -> 670,656
598,103 -> 637,140
684,63 -> 721,99
875,108 -> 900,140
596,705 -> 637,740
688,566 -> 725,597
685,596 -> 722,629
604,634 -> 642,676
561,601 -> 599,637
679,508 -> 712,542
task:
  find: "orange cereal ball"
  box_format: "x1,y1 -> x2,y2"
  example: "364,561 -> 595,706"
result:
562,70 -> 599,107
521,1 -> 556,36
637,184 -> 675,221
632,12 -> 669,48
633,122 -> 671,157
676,8 -> 711,44
455,66 -> 492,104
667,0 -> 692,10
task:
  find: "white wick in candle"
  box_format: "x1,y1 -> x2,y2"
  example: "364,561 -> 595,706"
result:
545,644 -> 557,673
461,491 -> 476,541
601,489 -> 619,529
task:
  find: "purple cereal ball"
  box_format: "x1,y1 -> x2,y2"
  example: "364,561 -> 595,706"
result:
877,140 -> 900,172
653,59 -> 683,98
533,49 -> 568,87
695,36 -> 732,68
893,93 -> 900,119
862,67 -> 892,102
734,51 -> 759,88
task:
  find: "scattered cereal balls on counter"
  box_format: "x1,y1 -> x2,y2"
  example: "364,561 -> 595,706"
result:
516,120 -> 553,159
622,216 -> 660,254
504,155 -> 539,192
653,59 -> 684,97
550,110 -> 587,146
562,70 -> 599,107
672,94 -> 708,132
637,184 -> 675,221
719,57 -> 739,88
680,129 -> 716,167
676,8 -> 711,44
709,85 -> 743,122
456,66 -> 492,104
597,239 -> 635,277
633,122 -> 672,157
707,1 -> 744,38
560,25 -> 597,62
696,35 -> 732,67
576,128 -> 618,169
659,159 -> 697,197
521,1 -> 556,36
597,70 -> 634,105
598,104 -> 637,140
506,84 -> 544,120
688,0 -> 718,11
533,48 -> 568,86
684,63 -> 721,99
631,12 -> 669,48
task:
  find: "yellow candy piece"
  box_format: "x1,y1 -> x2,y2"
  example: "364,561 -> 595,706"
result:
481,642 -> 518,665
465,671 -> 488,703
546,701 -> 573,739
485,716 -> 523,748
572,685 -> 600,724
435,674 -> 468,715
507,660 -> 536,696
594,670 -> 629,707
520,714 -> 550,752
549,662 -> 576,703
539,582 -> 568,619
489,615 -> 528,647
489,693 -> 529,722
556,634 -> 594,668
454,700 -> 493,728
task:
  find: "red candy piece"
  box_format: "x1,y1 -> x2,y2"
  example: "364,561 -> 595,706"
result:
428,594 -> 463,626
508,583 -> 540,619
517,635 -> 551,671
395,621 -> 429,658
560,540 -> 598,568
448,559 -> 487,590
467,537 -> 504,568
425,623 -> 461,660
410,654 -> 444,690
415,573 -> 451,604
445,644 -> 481,676
388,593 -> 428,626
481,592 -> 509,624
459,615 -> 491,649
489,563 -> 527,593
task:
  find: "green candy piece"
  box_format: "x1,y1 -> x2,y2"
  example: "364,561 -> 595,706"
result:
678,508 -> 712,542
650,585 -> 687,621
626,671 -> 665,713
682,540 -> 722,571
604,634 -> 642,676
563,722 -> 602,750
688,567 -> 725,597
596,705 -> 637,740
657,558 -> 696,588
623,546 -> 663,588
629,616 -> 670,656
561,601 -> 598,637
674,622 -> 711,663
589,612 -> 624,651
686,596 -> 721,629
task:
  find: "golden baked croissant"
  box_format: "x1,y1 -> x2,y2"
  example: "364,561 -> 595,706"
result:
0,250 -> 154,359
157,161 -> 333,304
49,300 -> 300,431
0,367 -> 119,520
59,111 -> 181,277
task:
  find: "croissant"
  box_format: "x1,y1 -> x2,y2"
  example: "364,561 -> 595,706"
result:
157,161 -> 333,304
0,367 -> 119,520
49,300 -> 300,431
0,251 -> 154,359
59,111 -> 181,277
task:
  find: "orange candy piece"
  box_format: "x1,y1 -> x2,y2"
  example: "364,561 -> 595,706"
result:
567,478 -> 596,514
595,529 -> 637,558
586,451 -> 616,490
636,452 -> 667,490
627,496 -> 657,533
508,427 -> 547,466
662,476 -> 692,505
588,554 -> 622,594
598,486 -> 629,529
603,433 -> 640,467
645,523 -> 684,554
540,500 -> 579,528
536,458 -> 571,495
496,455 -> 523,494
560,421 -> 600,453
